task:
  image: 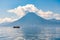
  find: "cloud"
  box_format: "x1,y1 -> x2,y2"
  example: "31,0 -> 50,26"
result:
37,10 -> 54,19
7,4 -> 38,19
7,4 -> 60,20
0,17 -> 16,23
53,14 -> 60,20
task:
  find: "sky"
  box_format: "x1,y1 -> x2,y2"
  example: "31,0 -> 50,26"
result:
0,0 -> 60,23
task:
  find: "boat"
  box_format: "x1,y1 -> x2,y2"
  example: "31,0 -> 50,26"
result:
13,26 -> 20,28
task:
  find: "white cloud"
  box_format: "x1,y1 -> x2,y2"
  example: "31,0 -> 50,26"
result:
7,4 -> 38,19
0,17 -> 16,23
54,14 -> 60,20
7,4 -> 60,20
37,10 -> 54,19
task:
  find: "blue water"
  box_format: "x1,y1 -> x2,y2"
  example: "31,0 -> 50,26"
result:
0,27 -> 60,40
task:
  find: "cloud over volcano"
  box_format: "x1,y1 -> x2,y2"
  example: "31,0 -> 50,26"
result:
8,4 -> 60,20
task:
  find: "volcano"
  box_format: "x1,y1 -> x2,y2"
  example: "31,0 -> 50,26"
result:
10,12 -> 47,26
0,12 -> 60,27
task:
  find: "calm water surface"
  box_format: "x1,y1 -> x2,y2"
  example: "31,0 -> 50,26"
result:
0,27 -> 60,40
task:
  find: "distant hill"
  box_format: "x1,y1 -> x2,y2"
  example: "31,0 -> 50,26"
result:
0,12 -> 60,27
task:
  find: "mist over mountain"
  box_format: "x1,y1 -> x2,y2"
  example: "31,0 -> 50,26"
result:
0,12 -> 60,27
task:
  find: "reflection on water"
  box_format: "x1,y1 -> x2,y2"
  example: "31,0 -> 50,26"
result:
0,27 -> 24,40
0,27 -> 60,40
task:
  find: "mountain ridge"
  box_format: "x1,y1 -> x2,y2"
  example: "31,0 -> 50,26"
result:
0,12 -> 60,27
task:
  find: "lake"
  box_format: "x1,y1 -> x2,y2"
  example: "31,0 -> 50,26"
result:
0,27 -> 60,40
